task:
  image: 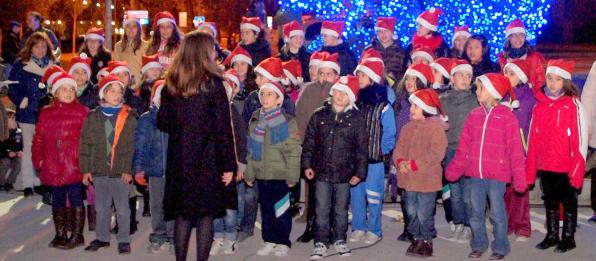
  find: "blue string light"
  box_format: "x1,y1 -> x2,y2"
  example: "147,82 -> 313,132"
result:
279,0 -> 553,61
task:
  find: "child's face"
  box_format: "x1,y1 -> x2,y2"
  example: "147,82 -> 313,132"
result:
233,61 -> 249,78
475,81 -> 495,105
116,72 -> 131,87
289,35 -> 304,50
509,33 -> 526,49
322,34 -> 339,47
432,69 -> 444,85
255,73 -> 270,87
466,39 -> 483,64
125,22 -> 138,39
259,89 -> 281,110
309,66 -> 319,82
376,29 -> 393,45
405,75 -> 419,93
86,39 -> 101,54
7,113 -> 17,129
318,68 -> 338,84
72,68 -> 89,87
356,71 -> 372,89
241,29 -> 257,45
145,68 -> 162,81
546,73 -> 564,94
453,35 -> 469,52
416,23 -> 431,37
331,89 -> 350,109
412,56 -> 429,65
410,103 -> 425,120
55,84 -> 77,104
504,68 -> 521,88
159,22 -> 175,39
452,72 -> 472,91
103,84 -> 125,106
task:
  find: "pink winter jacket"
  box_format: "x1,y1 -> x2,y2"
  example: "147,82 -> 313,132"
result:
445,104 -> 527,192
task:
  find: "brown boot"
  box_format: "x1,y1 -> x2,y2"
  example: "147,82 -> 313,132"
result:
406,240 -> 423,257
87,205 -> 96,231
419,240 -> 433,258
64,207 -> 85,249
49,208 -> 68,249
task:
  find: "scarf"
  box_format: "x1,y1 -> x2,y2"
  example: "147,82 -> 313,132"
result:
100,103 -> 123,117
31,56 -> 50,68
248,107 -> 289,161
509,47 -> 527,59
545,87 -> 564,100
412,33 -> 443,52
76,84 -> 87,97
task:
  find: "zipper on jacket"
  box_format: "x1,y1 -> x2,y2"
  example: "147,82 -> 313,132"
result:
557,109 -> 560,127
478,107 -> 493,179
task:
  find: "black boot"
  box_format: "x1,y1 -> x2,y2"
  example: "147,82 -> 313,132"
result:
536,201 -> 560,250
554,204 -> 577,253
297,215 -> 315,243
49,208 -> 68,248
87,205 -> 96,231
297,182 -> 315,243
129,197 -> 138,235
142,191 -> 151,217
64,207 -> 85,249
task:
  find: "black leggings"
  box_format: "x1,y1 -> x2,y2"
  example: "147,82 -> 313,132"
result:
174,215 -> 214,261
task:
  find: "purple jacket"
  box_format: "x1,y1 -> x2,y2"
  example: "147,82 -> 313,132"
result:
395,94 -> 411,140
501,83 -> 536,141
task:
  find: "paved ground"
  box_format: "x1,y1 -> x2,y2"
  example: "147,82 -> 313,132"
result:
0,191 -> 594,261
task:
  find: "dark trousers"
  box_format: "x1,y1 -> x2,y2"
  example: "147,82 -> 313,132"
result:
405,191 -> 437,241
314,181 -> 350,244
257,180 -> 292,247
51,183 -> 84,208
540,171 -> 578,234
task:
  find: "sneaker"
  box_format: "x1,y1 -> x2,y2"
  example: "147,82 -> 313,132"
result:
515,235 -> 530,242
273,244 -> 289,257
84,240 -> 110,252
117,243 -> 131,255
457,227 -> 471,244
449,221 -> 456,233
23,187 -> 33,197
256,242 -> 276,256
222,239 -> 237,255
237,231 -> 253,243
333,240 -> 351,257
364,231 -> 381,244
348,230 -> 366,242
209,238 -> 224,255
310,242 -> 327,260
149,242 -> 163,253
167,242 -> 175,255
451,224 -> 464,241
588,214 -> 596,224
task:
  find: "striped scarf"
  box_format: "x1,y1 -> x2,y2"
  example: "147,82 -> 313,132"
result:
248,107 -> 288,161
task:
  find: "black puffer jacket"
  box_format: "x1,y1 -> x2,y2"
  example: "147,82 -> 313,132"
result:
366,39 -> 406,80
240,38 -> 272,66
301,104 -> 368,183
320,42 -> 357,76
81,50 -> 112,85
277,46 -> 311,82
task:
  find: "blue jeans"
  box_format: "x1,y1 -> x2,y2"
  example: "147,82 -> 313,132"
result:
404,191 -> 437,241
214,209 -> 238,241
350,163 -> 385,237
236,182 -> 245,226
469,178 -> 509,255
450,177 -> 471,226
52,183 -> 84,208
315,181 -> 350,244
240,182 -> 258,234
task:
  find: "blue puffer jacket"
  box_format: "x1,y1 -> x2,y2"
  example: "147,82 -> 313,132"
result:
132,106 -> 168,177
8,59 -> 55,124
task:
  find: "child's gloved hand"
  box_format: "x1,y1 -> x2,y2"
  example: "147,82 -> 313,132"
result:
135,172 -> 147,186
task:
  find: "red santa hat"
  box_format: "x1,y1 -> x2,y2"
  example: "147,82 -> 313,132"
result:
85,27 -> 105,42
505,18 -> 526,38
409,89 -> 448,121
123,16 -> 141,27
416,7 -> 443,32
283,21 -> 304,42
197,22 -> 218,37
318,52 -> 341,74
503,59 -> 531,84
153,11 -> 177,31
68,53 -> 92,78
141,54 -> 163,75
430,57 -> 453,79
108,61 -> 131,75
411,46 -> 435,64
360,48 -> 385,65
452,25 -> 471,44
450,59 -> 473,76
375,17 -> 397,33
254,57 -> 283,82
49,73 -> 77,95
98,74 -> 125,100
258,82 -> 285,104
39,65 -> 67,89
240,17 -> 261,33
309,51 -> 325,68
477,73 -> 519,108
330,75 -> 360,110
224,46 -> 253,66
97,67 -> 109,81
281,60 -> 303,86
546,59 -> 575,80
224,69 -> 240,89
151,80 -> 166,106
354,60 -> 385,84
405,63 -> 434,86
320,21 -> 345,39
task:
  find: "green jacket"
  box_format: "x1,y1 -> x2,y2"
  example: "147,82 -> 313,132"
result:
79,106 -> 137,178
245,111 -> 302,186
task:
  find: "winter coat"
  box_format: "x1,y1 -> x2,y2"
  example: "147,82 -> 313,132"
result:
470,59 -> 501,81
242,90 -> 295,125
295,81 -> 333,140
78,83 -> 100,110
320,42 -> 357,76
446,104 -> 527,193
526,90 -> 588,190
157,78 -> 237,220
301,104 -> 368,183
357,83 -> 397,162
394,117 -> 448,192
501,83 -> 536,140
8,59 -> 56,124
0,128 -> 22,159
366,39 -> 406,80
124,87 -> 147,116
81,50 -> 112,84
581,61 -> 596,147
132,106 -> 168,178
277,46 -> 312,82
240,38 -> 272,66
394,94 -> 411,142
113,40 -> 150,84
440,89 -> 478,150
498,50 -> 545,91
79,105 -> 137,178
245,111 -> 302,186
32,101 -> 89,186
2,31 -> 21,65
231,103 -> 248,167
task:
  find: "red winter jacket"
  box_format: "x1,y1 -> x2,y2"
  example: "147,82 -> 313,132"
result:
445,104 -> 527,192
526,91 -> 588,189
32,101 -> 89,186
498,50 -> 546,91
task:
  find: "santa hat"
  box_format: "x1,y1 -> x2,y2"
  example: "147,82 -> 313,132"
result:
318,52 -> 341,74
197,22 -> 217,37
505,18 -> 526,38
430,57 -> 453,79
320,21 -> 345,39
360,48 -> 385,65
258,82 -> 285,104
123,16 -> 141,27
141,54 -> 163,74
153,11 -> 177,31
240,17 -> 261,33
224,46 -> 253,66
98,74 -> 125,100
503,60 -> 530,84
546,59 -> 575,80
97,68 -> 109,80
223,69 -> 240,89
49,73 -> 77,95
477,73 -> 519,108
330,75 -> 360,110
281,60 -> 303,86
417,7 -> 443,32
68,53 -> 92,77
354,60 -> 384,84
452,25 -> 471,44
283,21 -> 304,42
108,61 -> 131,75
39,65 -> 67,89
411,46 -> 435,64
84,27 -> 105,42
450,59 -> 473,76
151,80 -> 166,106
309,51 -> 325,68
375,17 -> 397,33
405,63 -> 434,86
409,89 -> 448,121
254,57 -> 283,82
